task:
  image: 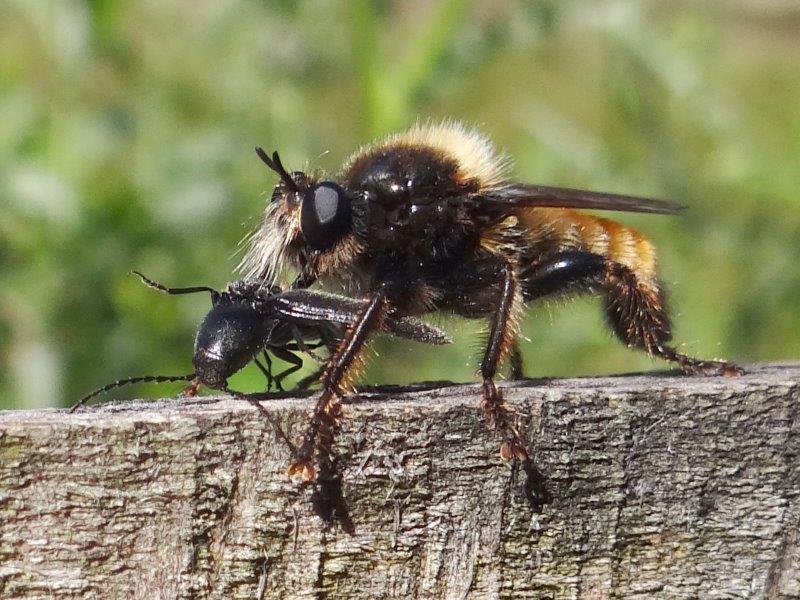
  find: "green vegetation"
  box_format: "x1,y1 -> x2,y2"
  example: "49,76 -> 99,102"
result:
1,1 -> 798,409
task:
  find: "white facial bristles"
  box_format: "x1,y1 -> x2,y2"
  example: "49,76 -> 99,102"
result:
347,120 -> 512,189
236,201 -> 297,283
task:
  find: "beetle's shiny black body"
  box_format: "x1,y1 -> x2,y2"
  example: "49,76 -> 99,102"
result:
192,284 -> 273,388
173,277 -> 451,393
191,280 -> 341,391
72,274 -> 451,411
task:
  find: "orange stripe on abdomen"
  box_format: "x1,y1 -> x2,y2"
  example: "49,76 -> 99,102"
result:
517,208 -> 658,284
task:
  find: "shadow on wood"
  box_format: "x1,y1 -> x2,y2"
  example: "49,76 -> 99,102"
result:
0,363 -> 798,598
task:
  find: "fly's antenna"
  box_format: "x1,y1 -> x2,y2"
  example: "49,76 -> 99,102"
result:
255,147 -> 298,193
131,271 -> 218,297
71,373 -> 196,413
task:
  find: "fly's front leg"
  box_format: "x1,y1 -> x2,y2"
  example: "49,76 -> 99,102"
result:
287,287 -> 389,481
480,260 -> 529,462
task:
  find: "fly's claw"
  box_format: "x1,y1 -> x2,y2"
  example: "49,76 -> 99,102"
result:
680,359 -> 744,377
286,460 -> 316,481
499,438 -> 529,462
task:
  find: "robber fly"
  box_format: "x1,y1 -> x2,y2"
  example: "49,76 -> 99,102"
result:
72,273 -> 451,411
240,120 -> 741,480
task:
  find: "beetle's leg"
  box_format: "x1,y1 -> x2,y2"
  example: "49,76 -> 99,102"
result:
288,325 -> 327,362
292,331 -> 336,390
254,354 -> 274,391
270,347 -> 305,391
295,365 -> 326,390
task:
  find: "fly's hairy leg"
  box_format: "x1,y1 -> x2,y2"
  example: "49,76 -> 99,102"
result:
287,287 -> 388,480
521,249 -> 741,376
603,263 -> 742,376
480,259 -> 529,462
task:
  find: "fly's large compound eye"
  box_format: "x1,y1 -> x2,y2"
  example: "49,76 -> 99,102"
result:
301,182 -> 351,250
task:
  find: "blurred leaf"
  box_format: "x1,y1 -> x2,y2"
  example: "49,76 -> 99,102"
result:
1,0 -> 798,408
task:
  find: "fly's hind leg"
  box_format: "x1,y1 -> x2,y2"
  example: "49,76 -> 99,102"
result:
480,259 -> 529,462
603,263 -> 742,376
522,249 -> 741,376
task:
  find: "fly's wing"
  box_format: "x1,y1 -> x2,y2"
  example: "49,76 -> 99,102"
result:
483,183 -> 684,215
272,290 -> 452,345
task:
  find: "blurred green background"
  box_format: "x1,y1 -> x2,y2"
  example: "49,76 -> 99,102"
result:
1,0 -> 798,409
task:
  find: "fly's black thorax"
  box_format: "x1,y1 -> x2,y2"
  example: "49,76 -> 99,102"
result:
343,145 -> 482,278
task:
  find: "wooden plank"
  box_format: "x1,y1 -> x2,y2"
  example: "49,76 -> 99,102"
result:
0,363 -> 798,599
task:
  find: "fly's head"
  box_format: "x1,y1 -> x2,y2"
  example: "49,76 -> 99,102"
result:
239,148 -> 359,286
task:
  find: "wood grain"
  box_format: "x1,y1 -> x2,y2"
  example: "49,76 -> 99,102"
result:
0,363 -> 798,599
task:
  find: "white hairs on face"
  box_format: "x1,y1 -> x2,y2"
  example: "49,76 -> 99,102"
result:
237,201 -> 295,284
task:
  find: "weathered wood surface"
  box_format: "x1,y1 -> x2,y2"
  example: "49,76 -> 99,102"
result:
0,363 -> 798,599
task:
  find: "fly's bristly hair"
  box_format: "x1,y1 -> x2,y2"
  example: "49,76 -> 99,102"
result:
341,119 -> 512,190
238,186 -> 304,284
239,120 -> 668,292
238,150 -> 318,284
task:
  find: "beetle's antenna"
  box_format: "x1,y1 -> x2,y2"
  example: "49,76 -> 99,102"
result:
132,271 -> 218,297
71,373 -> 196,413
255,147 -> 298,193
219,384 -> 270,418
220,384 -> 297,452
